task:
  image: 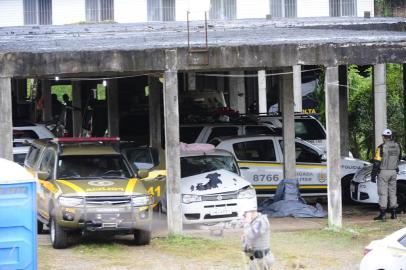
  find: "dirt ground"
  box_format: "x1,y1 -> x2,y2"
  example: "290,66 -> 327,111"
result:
38,203 -> 406,270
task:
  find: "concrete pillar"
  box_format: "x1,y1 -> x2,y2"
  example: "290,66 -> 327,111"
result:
229,71 -> 246,114
164,50 -> 182,235
41,79 -> 52,122
71,81 -> 82,137
0,78 -> 13,161
325,66 -> 342,228
293,65 -> 302,113
374,64 -> 387,149
107,79 -> 119,137
339,65 -> 349,157
403,64 -> 406,148
258,70 -> 267,114
280,67 -> 296,180
148,76 -> 162,149
188,72 -> 196,91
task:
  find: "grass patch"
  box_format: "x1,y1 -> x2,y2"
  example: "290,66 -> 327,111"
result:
153,234 -> 244,266
73,242 -> 124,256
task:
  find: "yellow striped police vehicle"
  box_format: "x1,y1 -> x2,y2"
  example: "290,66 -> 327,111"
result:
24,137 -> 153,249
211,135 -> 369,198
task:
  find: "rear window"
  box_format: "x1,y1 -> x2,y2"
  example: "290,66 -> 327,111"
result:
180,127 -> 204,143
13,129 -> 39,140
295,119 -> 326,140
207,127 -> 238,142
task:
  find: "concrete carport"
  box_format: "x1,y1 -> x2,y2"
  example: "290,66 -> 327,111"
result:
1,17 -> 406,233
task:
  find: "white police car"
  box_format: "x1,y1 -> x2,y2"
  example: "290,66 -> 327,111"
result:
350,161 -> 406,210
212,135 -> 369,198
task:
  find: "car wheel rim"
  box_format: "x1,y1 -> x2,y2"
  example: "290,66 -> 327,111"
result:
50,219 -> 55,243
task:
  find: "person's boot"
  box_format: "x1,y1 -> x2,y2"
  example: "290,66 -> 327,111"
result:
390,208 -> 397,219
374,209 -> 386,221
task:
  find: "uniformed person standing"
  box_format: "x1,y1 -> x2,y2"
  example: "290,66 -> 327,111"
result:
371,129 -> 402,221
241,209 -> 274,270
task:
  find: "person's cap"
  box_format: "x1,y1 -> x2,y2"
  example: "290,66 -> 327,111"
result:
382,129 -> 392,136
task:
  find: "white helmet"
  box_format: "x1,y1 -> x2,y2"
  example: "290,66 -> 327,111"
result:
382,129 -> 392,136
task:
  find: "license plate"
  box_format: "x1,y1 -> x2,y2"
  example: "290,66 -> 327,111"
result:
102,222 -> 118,228
350,184 -> 355,193
210,208 -> 232,216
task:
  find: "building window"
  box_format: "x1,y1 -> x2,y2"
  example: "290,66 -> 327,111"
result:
330,0 -> 357,16
209,0 -> 237,20
269,0 -> 297,18
23,0 -> 52,25
147,0 -> 175,21
86,0 -> 114,22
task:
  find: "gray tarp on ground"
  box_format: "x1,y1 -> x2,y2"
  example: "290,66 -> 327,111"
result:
259,179 -> 327,218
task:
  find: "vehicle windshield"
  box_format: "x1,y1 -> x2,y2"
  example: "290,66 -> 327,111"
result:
181,155 -> 239,178
295,119 -> 326,140
57,155 -> 132,179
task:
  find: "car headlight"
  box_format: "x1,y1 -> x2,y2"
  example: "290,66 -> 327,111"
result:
131,195 -> 154,207
182,194 -> 202,204
58,196 -> 83,207
238,186 -> 256,199
353,171 -> 372,183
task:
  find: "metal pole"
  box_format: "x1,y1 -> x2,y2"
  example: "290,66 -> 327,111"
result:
164,49 -> 182,235
325,66 -> 342,228
0,78 -> 13,161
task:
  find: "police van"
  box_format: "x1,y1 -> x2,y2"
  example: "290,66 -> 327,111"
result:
212,135 -> 369,198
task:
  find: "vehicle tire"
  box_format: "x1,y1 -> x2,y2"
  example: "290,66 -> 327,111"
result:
37,220 -> 45,234
341,174 -> 354,204
134,229 -> 151,246
396,182 -> 406,211
49,215 -> 69,249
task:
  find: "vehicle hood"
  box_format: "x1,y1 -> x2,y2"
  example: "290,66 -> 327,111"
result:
54,178 -> 146,197
341,157 -> 370,172
181,169 -> 250,195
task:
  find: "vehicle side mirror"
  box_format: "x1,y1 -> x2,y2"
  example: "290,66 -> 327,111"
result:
320,154 -> 327,162
138,169 -> 149,179
37,171 -> 50,180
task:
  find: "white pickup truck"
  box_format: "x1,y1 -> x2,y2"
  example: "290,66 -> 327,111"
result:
212,135 -> 369,198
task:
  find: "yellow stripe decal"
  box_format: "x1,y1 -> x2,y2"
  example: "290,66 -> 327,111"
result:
57,180 -> 86,195
254,185 -> 327,190
238,162 -> 326,169
125,178 -> 138,195
39,180 -> 58,194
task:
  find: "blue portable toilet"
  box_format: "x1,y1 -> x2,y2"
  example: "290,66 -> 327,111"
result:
0,158 -> 37,270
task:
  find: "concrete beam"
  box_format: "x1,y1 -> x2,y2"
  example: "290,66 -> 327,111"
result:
229,71 -> 246,114
258,70 -> 267,114
325,66 -> 342,228
148,76 -> 162,149
4,44 -> 406,77
293,65 -> 302,113
374,64 -> 387,149
0,78 -> 13,161
338,65 -> 349,157
163,50 -> 182,235
281,67 -> 296,180
41,80 -> 52,122
107,79 -> 119,137
71,81 -> 82,137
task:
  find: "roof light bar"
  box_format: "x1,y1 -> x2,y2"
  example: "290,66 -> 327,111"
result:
53,137 -> 120,143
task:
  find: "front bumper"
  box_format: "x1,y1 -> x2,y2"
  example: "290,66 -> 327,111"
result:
56,204 -> 153,232
350,181 -> 379,204
182,197 -> 257,224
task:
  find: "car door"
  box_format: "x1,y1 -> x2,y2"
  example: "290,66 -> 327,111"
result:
233,139 -> 283,196
37,149 -> 57,219
279,140 -> 326,195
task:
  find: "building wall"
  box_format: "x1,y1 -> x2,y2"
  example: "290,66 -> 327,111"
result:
357,0 -> 374,17
298,0 -> 329,17
0,0 -> 23,27
237,0 -> 268,19
115,0 -> 147,23
53,0 -> 85,25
